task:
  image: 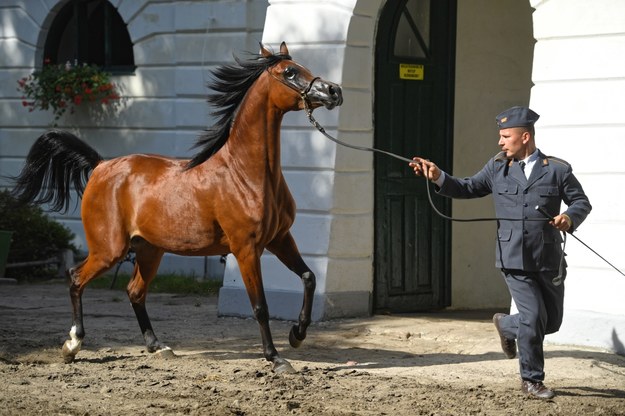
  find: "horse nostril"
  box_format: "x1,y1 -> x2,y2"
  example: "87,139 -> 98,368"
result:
333,87 -> 343,105
328,85 -> 342,100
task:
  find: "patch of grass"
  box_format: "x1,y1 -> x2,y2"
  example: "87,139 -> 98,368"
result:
89,273 -> 222,296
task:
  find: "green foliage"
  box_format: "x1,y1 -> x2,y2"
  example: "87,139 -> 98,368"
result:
17,59 -> 119,122
90,273 -> 222,296
0,190 -> 76,280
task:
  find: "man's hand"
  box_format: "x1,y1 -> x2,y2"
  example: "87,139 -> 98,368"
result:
410,157 -> 441,182
551,214 -> 572,232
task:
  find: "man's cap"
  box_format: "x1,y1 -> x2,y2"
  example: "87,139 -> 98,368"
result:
495,106 -> 540,129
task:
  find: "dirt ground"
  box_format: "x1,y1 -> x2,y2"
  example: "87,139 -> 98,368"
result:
0,281 -> 623,416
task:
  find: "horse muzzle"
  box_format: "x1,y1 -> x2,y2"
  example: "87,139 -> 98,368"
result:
308,79 -> 343,110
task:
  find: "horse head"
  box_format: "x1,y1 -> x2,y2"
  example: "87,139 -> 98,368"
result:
262,42 -> 343,112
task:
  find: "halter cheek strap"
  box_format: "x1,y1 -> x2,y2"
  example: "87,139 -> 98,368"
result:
265,68 -> 319,108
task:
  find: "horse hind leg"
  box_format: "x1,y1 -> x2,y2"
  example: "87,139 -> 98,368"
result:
62,266 -> 85,363
125,239 -> 170,356
62,253 -> 124,363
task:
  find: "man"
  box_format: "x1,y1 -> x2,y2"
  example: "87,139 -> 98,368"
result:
411,106 -> 591,399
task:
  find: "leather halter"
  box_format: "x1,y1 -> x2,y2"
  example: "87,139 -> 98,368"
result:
265,67 -> 319,109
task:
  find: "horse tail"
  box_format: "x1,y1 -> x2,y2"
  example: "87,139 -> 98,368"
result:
10,130 -> 104,213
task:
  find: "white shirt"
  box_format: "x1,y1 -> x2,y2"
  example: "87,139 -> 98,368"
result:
519,149 -> 539,179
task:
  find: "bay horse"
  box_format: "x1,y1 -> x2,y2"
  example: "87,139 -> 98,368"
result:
10,42 -> 343,374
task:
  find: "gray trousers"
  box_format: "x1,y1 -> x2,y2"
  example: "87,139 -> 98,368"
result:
497,269 -> 566,382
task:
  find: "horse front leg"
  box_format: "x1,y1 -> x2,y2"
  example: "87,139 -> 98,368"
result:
236,249 -> 295,374
289,268 -> 315,348
268,232 -> 316,348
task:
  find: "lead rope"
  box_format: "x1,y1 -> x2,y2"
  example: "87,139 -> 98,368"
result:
303,102 -> 541,223
303,104 -> 625,279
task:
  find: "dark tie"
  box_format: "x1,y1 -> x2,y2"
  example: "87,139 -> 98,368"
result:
519,160 -> 526,173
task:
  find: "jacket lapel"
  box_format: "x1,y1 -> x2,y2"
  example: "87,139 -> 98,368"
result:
507,159 -> 527,185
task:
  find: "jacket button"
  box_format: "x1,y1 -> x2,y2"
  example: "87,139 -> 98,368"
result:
523,203 -> 528,207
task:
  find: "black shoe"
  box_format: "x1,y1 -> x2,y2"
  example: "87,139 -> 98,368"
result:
493,313 -> 516,359
521,380 -> 555,399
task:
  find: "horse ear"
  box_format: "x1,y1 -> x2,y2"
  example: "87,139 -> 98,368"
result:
259,43 -> 272,58
279,42 -> 289,56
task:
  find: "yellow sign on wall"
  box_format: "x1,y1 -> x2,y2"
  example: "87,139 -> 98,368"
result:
399,64 -> 424,80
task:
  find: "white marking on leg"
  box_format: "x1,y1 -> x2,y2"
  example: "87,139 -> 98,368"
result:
66,325 -> 82,354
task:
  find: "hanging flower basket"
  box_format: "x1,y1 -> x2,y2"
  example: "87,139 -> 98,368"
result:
17,59 -> 120,123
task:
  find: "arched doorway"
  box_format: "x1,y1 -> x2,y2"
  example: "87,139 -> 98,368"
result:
374,0 -> 456,312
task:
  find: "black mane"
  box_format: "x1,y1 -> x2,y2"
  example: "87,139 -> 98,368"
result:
185,51 -> 292,169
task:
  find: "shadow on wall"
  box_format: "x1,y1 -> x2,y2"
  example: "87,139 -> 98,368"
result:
612,329 -> 624,356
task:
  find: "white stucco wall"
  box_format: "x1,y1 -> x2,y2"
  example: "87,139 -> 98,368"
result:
529,0 -> 625,354
451,0 -> 535,309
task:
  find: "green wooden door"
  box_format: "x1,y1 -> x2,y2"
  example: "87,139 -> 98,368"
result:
374,0 -> 456,312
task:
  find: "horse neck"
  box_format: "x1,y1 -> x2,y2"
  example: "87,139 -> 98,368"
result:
225,76 -> 285,184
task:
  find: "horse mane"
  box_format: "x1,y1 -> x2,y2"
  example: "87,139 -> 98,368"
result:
185,50 -> 292,169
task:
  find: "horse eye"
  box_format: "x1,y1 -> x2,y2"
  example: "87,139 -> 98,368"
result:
284,67 -> 297,80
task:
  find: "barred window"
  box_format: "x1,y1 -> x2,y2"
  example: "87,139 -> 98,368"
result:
44,0 -> 135,73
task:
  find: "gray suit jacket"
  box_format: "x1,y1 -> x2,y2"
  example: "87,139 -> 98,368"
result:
438,150 -> 592,272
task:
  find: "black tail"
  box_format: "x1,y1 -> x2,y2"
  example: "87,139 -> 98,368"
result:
10,130 -> 103,213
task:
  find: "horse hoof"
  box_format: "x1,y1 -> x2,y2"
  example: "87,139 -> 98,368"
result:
154,347 -> 176,359
273,358 -> 296,374
289,325 -> 303,348
61,341 -> 76,363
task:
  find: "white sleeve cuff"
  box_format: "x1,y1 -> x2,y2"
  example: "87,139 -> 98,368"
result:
434,171 -> 446,187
